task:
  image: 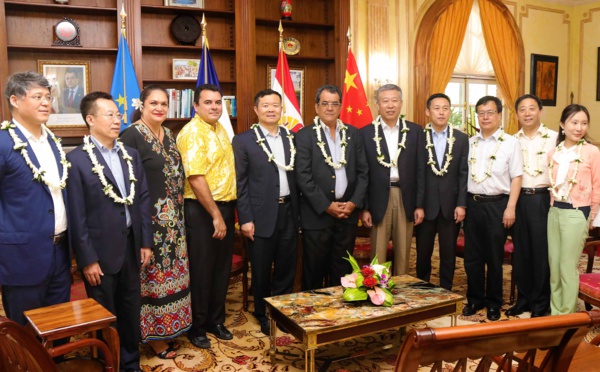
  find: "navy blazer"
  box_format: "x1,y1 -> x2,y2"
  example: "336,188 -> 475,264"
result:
417,126 -> 469,221
0,125 -> 69,286
360,119 -> 426,224
232,126 -> 299,238
62,86 -> 84,113
295,123 -> 368,230
67,142 -> 152,275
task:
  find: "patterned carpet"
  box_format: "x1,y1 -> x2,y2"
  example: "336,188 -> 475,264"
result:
2,239 -> 599,371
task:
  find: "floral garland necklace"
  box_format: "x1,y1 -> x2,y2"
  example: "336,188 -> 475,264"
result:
469,130 -> 505,183
424,123 -> 455,176
251,123 -> 296,171
313,116 -> 347,169
548,139 -> 585,202
373,115 -> 409,168
82,135 -> 137,205
1,120 -> 70,189
519,124 -> 551,177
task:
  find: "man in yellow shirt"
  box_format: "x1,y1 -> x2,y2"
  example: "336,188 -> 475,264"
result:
176,84 -> 236,349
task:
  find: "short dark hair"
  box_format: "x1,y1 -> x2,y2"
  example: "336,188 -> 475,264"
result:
80,91 -> 113,129
475,95 -> 503,114
556,104 -> 590,145
514,94 -> 542,111
315,84 -> 342,104
426,93 -> 451,109
4,71 -> 50,112
64,69 -> 79,79
132,84 -> 169,123
254,89 -> 282,106
194,84 -> 222,105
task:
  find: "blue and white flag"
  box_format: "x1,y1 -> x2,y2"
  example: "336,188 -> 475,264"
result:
111,33 -> 141,132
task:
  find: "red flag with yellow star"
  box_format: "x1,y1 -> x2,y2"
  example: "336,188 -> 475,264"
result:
340,48 -> 373,128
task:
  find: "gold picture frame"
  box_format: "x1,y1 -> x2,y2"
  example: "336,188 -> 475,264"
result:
267,65 -> 305,114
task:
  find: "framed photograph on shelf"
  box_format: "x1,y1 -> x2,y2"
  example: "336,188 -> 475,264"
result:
267,65 -> 305,114
166,0 -> 204,8
530,54 -> 558,107
37,60 -> 90,128
173,59 -> 200,80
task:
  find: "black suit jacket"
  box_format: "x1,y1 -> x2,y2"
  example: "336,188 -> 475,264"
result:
417,126 -> 469,221
295,123 -> 368,230
67,143 -> 152,274
233,126 -> 299,238
62,86 -> 84,113
360,119 -> 426,224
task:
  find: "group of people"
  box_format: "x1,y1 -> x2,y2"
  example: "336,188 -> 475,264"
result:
0,70 -> 598,372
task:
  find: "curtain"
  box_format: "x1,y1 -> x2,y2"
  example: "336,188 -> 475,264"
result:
478,0 -> 525,134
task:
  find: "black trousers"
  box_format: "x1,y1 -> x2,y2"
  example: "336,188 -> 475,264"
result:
84,229 -> 141,371
301,219 -> 356,290
184,199 -> 235,336
249,202 -> 297,321
512,192 -> 551,313
464,196 -> 508,309
416,210 -> 460,290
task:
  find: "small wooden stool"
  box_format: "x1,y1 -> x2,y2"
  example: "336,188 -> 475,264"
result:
24,298 -> 120,368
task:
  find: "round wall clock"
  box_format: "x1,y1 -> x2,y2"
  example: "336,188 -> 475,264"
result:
53,17 -> 81,47
170,15 -> 201,46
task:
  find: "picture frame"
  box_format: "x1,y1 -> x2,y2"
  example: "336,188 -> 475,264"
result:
267,65 -> 305,114
596,47 -> 600,101
173,59 -> 200,80
167,0 -> 204,8
530,54 -> 558,107
37,60 -> 90,128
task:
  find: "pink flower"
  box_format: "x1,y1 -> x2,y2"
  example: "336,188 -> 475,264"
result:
341,273 -> 358,288
367,286 -> 386,305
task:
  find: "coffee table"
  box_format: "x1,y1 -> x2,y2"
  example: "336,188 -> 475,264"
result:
264,275 -> 464,371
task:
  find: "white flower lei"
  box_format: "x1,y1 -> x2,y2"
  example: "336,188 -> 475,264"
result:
1,120 -> 70,189
469,130 -> 505,183
251,123 -> 296,171
424,123 -> 455,176
373,115 -> 409,168
518,124 -> 551,177
548,139 -> 585,202
313,116 -> 347,169
82,135 -> 137,205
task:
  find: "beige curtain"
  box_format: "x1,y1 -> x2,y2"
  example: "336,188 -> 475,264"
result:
414,0 -> 473,126
478,0 -> 525,134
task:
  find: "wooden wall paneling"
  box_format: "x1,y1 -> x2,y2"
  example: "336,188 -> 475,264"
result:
0,1 -> 10,119
334,0 -> 351,89
236,0 -> 256,133
254,0 -> 331,23
122,0 -> 142,88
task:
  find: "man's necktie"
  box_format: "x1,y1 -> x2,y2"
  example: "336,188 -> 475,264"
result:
68,90 -> 74,106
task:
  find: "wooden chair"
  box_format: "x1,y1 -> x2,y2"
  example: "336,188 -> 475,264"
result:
0,315 -> 115,372
579,232 -> 600,311
394,310 -> 600,372
232,230 -> 249,311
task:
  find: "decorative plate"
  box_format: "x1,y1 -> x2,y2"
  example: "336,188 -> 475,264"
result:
283,37 -> 301,55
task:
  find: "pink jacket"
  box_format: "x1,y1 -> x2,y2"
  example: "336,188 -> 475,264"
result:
548,142 -> 600,221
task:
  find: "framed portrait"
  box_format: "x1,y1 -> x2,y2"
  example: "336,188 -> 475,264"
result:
167,0 -> 204,8
173,59 -> 200,80
38,60 -> 90,128
530,54 -> 558,107
267,65 -> 305,114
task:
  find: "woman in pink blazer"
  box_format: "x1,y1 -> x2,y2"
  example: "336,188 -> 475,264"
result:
547,104 -> 600,315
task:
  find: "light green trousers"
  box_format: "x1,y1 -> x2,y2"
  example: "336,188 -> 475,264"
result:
547,206 -> 588,315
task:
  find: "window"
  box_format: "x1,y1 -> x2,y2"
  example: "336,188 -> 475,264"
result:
446,77 -> 503,133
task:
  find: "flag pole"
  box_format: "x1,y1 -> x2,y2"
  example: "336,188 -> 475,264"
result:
119,4 -> 128,124
201,14 -> 208,83
347,26 -> 351,51
278,21 -> 286,115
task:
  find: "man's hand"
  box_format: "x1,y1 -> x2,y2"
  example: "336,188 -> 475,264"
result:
213,215 -> 227,240
140,247 -> 152,269
362,210 -> 373,228
83,262 -> 103,286
341,201 -> 356,217
503,206 -> 516,228
414,208 -> 425,226
454,207 -> 466,224
241,222 -> 255,241
326,202 -> 347,219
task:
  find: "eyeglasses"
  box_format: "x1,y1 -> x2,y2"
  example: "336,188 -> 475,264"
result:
93,113 -> 123,121
318,101 -> 341,108
477,110 -> 498,117
28,95 -> 54,103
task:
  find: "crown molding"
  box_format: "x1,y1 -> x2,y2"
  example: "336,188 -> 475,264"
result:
538,0 -> 600,5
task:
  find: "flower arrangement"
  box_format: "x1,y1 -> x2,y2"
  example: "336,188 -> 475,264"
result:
340,252 -> 395,306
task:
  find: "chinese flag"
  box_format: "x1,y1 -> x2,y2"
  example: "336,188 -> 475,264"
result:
340,48 -> 373,128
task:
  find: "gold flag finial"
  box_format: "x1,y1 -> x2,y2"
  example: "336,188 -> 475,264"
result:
201,13 -> 207,36
278,20 -> 284,45
120,4 -> 127,37
347,26 -> 352,48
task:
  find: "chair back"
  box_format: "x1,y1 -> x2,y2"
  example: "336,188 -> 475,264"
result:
394,310 -> 600,372
0,316 -> 58,372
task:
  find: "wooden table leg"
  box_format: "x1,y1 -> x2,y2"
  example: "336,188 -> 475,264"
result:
102,326 -> 120,369
269,317 -> 277,365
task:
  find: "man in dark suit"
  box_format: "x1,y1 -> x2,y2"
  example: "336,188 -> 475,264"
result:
415,93 -> 469,290
67,91 -> 152,372
62,69 -> 84,113
0,71 -> 71,326
360,84 -> 425,275
295,84 -> 368,290
233,89 -> 299,335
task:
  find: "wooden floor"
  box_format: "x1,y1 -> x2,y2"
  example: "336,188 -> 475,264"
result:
569,340 -> 600,371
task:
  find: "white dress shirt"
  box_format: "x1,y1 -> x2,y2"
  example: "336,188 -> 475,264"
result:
381,118 -> 400,180
258,124 -> 290,197
320,120 -> 348,199
551,144 -> 578,204
515,124 -> 558,188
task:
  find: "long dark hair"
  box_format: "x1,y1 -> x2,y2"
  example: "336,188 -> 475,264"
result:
131,84 -> 169,123
556,104 -> 590,146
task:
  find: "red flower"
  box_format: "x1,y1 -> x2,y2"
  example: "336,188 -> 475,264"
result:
363,277 -> 378,288
232,355 -> 250,365
361,267 -> 375,277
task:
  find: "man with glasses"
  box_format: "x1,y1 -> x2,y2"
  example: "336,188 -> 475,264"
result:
295,84 -> 368,290
463,95 -> 522,321
67,91 -> 152,372
0,71 -> 71,326
360,84 -> 425,276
